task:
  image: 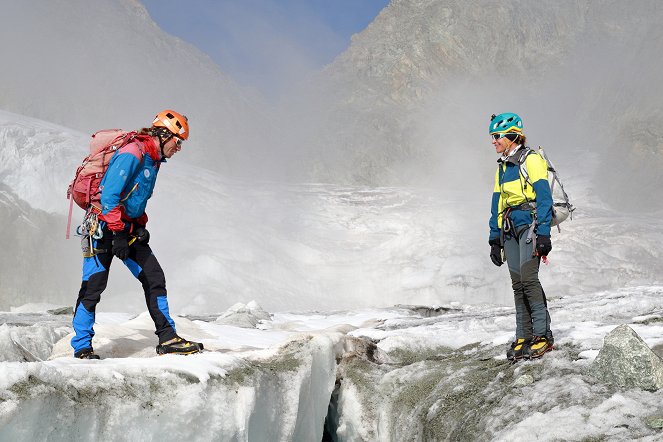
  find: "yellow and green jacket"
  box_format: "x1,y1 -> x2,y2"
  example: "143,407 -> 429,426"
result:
489,146 -> 553,240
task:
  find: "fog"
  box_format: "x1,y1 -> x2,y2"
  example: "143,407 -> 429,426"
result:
285,0 -> 663,212
0,0 -> 281,180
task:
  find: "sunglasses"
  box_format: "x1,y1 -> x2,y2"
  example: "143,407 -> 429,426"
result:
491,133 -> 517,141
172,137 -> 183,147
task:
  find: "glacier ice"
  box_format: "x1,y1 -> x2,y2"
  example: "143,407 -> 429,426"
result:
2,287 -> 663,441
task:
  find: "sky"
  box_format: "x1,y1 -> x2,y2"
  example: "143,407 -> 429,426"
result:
141,0 -> 390,98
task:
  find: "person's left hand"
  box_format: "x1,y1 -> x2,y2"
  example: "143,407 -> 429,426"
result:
134,226 -> 150,244
536,235 -> 552,257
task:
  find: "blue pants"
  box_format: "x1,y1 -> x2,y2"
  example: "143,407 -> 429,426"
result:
503,226 -> 552,339
71,227 -> 177,354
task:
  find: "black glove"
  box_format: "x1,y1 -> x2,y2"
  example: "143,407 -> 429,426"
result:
489,238 -> 503,267
112,230 -> 130,260
134,226 -> 150,244
536,235 -> 552,257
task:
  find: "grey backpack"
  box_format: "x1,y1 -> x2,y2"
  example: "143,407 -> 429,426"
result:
518,147 -> 575,231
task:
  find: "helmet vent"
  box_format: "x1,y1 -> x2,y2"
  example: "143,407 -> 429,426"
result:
488,112 -> 522,135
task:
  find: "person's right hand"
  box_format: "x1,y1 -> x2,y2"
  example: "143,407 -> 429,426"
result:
489,238 -> 503,267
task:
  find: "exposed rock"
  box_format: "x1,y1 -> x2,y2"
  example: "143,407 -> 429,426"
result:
341,336 -> 387,364
396,304 -> 460,317
47,306 -> 74,316
590,324 -> 663,391
645,416 -> 663,430
513,374 -> 534,388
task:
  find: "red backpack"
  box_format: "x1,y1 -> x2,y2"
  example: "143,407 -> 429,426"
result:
66,129 -> 141,238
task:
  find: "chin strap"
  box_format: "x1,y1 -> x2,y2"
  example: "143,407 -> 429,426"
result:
153,128 -> 170,158
159,138 -> 166,158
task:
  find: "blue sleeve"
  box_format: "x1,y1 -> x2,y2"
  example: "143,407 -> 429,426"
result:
100,152 -> 142,216
533,179 -> 553,236
489,192 -> 501,241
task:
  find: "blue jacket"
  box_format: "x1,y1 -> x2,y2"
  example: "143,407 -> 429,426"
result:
99,136 -> 162,231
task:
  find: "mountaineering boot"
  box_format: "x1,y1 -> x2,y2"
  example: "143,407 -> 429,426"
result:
75,348 -> 101,360
506,338 -> 527,362
523,336 -> 553,359
546,334 -> 555,349
156,336 -> 203,355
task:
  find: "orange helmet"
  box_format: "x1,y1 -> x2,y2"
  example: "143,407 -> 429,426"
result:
152,110 -> 189,140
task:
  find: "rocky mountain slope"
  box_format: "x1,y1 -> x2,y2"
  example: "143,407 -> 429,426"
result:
296,0 -> 663,208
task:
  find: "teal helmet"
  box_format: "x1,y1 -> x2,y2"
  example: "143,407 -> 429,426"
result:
489,113 -> 523,134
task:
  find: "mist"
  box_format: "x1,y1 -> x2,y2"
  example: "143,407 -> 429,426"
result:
0,0 -> 286,181
286,0 -> 663,212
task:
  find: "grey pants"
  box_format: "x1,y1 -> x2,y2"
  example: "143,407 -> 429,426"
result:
503,226 -> 552,339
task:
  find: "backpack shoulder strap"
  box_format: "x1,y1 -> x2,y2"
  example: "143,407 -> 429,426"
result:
516,146 -> 536,186
115,134 -> 147,161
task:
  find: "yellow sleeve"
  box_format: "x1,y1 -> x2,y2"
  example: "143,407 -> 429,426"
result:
524,153 -> 549,183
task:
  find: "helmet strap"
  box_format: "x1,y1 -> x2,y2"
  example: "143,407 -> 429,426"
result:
159,136 -> 169,158
151,127 -> 172,158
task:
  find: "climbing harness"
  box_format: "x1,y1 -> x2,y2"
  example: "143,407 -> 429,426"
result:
499,203 -> 540,260
76,210 -> 105,258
